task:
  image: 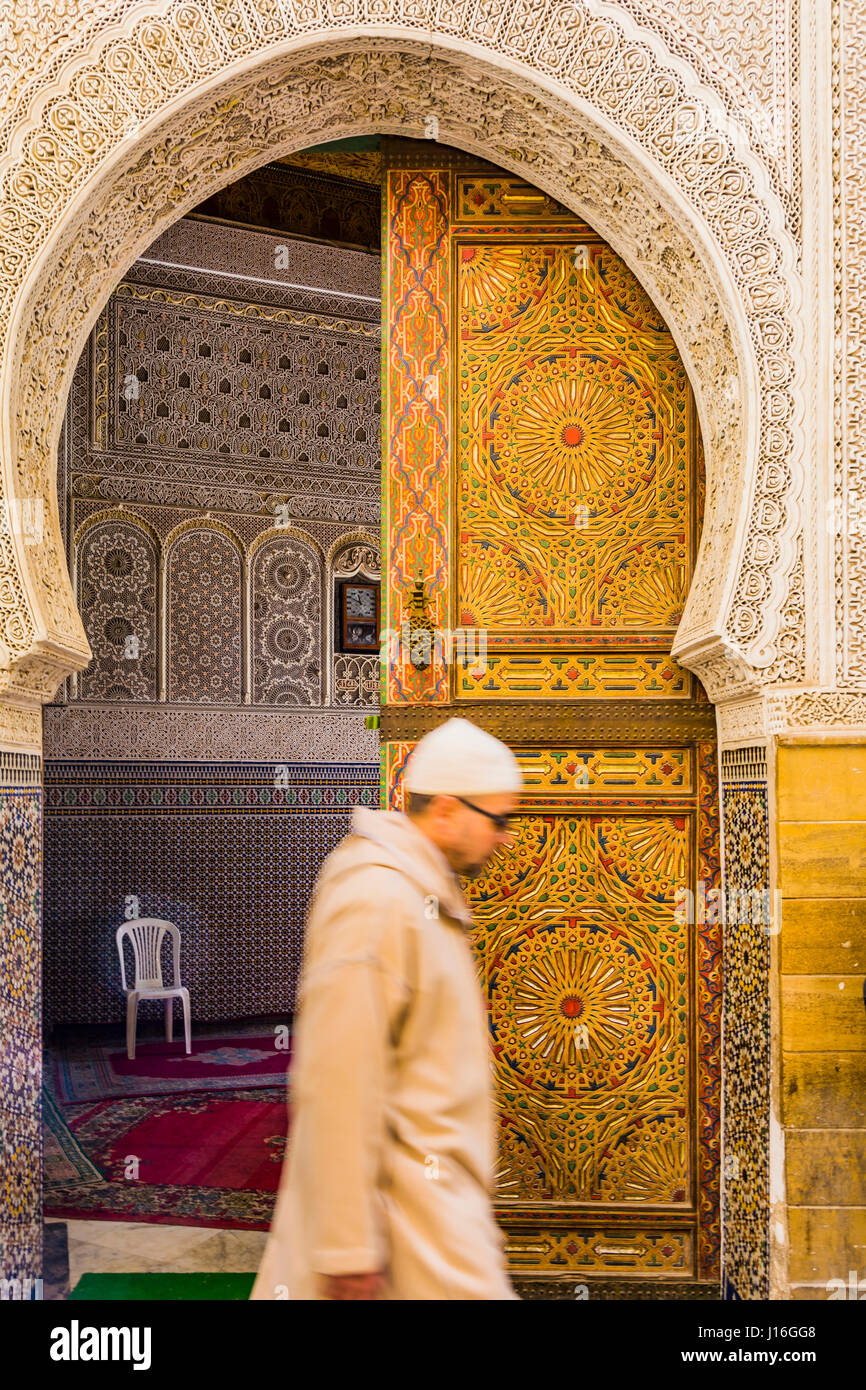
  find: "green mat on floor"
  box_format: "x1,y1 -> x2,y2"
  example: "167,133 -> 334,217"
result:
69,1272 -> 256,1300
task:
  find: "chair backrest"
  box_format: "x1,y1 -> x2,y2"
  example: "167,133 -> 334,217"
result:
116,918 -> 180,991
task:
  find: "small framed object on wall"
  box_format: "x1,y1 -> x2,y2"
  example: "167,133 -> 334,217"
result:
337,578 -> 380,653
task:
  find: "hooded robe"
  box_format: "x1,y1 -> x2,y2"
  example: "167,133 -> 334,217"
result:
250,805 -> 518,1301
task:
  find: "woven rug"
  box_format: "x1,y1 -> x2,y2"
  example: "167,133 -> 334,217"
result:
44,1088 -> 288,1231
43,1089 -> 104,1187
47,1030 -> 292,1103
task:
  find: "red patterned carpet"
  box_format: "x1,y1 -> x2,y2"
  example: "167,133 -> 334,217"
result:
44,1087 -> 290,1230
48,1029 -> 292,1103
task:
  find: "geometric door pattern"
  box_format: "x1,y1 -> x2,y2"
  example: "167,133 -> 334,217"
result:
381,142 -> 720,1282
455,237 -> 695,700
480,813 -> 691,1204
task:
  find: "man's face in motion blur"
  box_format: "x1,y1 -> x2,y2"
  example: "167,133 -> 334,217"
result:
407,791 -> 519,878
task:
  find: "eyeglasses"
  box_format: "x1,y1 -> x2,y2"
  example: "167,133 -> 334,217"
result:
455,796 -> 519,832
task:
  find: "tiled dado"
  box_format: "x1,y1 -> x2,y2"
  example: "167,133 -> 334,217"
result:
719,747 -> 771,1302
44,761 -> 379,813
42,761 -> 378,1026
0,752 -> 42,1286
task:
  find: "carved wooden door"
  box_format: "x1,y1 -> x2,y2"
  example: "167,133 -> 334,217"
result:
380,140 -> 720,1288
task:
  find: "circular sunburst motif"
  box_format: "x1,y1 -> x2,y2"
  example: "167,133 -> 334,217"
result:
260,549 -> 311,600
596,540 -> 687,628
594,248 -> 669,335
261,676 -> 317,704
104,615 -> 134,646
508,368 -> 633,498
465,816 -> 551,906
494,1117 -> 553,1201
513,949 -> 636,1064
457,542 -> 548,629
593,815 -> 688,901
103,547 -> 134,579
486,351 -> 658,521
265,622 -> 308,662
487,920 -> 664,1097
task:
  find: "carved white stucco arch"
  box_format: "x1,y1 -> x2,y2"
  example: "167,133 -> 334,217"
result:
0,2 -> 806,723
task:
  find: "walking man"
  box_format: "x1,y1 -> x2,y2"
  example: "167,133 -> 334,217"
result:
251,717 -> 522,1300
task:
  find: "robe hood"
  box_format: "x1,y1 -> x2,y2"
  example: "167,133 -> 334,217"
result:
343,805 -> 475,930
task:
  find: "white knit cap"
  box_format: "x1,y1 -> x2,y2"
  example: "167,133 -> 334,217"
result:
404,717 -> 523,796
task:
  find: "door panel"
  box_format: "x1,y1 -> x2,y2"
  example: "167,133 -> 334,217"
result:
454,241 -> 693,636
478,809 -> 692,1205
381,140 -> 720,1282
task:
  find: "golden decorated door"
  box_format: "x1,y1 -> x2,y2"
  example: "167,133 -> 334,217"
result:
379,139 -> 720,1290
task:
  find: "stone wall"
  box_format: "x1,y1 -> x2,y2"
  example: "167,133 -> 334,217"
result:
777,742 -> 866,1297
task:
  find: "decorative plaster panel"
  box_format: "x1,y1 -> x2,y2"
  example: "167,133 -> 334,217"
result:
837,0 -> 866,684
77,518 -> 159,702
0,2 -> 807,718
166,526 -> 243,704
42,705 -> 380,761
252,533 -> 323,705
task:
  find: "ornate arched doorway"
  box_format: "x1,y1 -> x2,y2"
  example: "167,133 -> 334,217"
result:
0,5 -> 806,1300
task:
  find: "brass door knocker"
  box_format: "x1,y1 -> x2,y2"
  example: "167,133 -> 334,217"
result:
404,573 -> 435,670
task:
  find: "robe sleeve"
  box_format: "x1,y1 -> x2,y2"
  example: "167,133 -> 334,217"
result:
288,870 -> 414,1277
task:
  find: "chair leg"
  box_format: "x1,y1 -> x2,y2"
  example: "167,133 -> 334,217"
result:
165,997 -> 173,1044
126,994 -> 139,1061
182,992 -> 191,1054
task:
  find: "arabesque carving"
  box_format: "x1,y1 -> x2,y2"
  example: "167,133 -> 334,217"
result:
0,2 -> 808,722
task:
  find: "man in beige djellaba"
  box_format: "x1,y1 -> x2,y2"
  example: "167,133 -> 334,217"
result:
251,717 -> 522,1301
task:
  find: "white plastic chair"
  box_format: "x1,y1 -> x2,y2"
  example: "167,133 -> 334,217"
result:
116,918 -> 191,1060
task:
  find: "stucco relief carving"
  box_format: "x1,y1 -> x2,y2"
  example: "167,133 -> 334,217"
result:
715,697 -> 770,749
772,690 -> 866,730
0,701 -> 40,752
0,2 -> 807,717
252,533 -> 323,705
166,524 -> 244,703
0,2 -> 790,172
837,0 -> 866,684
716,688 -> 866,747
77,517 -> 159,701
41,704 -> 380,761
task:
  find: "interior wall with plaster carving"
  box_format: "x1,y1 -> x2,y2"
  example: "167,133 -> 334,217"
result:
42,169 -> 382,1025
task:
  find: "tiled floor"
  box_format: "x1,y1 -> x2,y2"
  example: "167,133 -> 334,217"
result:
45,1218 -> 267,1292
